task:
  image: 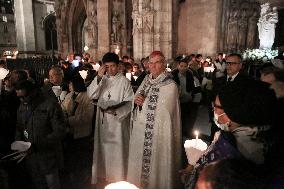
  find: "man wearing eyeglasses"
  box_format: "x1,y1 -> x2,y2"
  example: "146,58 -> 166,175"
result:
225,53 -> 244,82
210,53 -> 252,139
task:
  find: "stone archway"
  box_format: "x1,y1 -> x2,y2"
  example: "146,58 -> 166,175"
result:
67,0 -> 87,54
42,13 -> 58,54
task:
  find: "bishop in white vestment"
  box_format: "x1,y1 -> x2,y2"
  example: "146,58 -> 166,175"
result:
127,51 -> 182,189
87,52 -> 134,185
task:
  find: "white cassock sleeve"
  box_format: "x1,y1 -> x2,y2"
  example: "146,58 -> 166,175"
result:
87,76 -> 105,99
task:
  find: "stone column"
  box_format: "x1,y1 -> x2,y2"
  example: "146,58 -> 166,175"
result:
132,11 -> 143,60
14,0 -> 36,57
97,0 -> 111,59
132,0 -> 175,60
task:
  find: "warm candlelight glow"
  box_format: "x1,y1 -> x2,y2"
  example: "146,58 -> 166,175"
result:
84,46 -> 89,52
115,45 -> 120,55
195,130 -> 199,140
105,181 -> 139,189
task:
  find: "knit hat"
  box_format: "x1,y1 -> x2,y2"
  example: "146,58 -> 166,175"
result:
102,52 -> 119,64
218,80 -> 276,125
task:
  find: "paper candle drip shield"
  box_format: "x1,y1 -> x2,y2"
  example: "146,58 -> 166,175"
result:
0,68 -> 9,80
203,67 -> 215,73
92,64 -> 100,71
11,141 -> 31,152
104,181 -> 139,189
79,70 -> 88,80
184,139 -> 208,165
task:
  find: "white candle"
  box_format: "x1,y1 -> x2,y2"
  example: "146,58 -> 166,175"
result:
195,130 -> 199,146
167,63 -> 169,68
195,130 -> 199,140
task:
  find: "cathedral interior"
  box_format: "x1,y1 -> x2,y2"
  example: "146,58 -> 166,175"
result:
0,0 -> 283,61
1,1 -> 284,189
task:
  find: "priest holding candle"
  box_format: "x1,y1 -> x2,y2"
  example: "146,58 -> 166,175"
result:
182,79 -> 277,189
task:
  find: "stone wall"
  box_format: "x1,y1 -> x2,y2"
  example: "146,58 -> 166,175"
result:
177,0 -> 220,56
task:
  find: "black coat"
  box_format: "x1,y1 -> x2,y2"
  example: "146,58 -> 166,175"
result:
16,92 -> 66,174
171,69 -> 195,94
0,90 -> 20,156
212,71 -> 252,101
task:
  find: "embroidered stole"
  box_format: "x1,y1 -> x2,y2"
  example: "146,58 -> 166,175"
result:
138,73 -> 173,188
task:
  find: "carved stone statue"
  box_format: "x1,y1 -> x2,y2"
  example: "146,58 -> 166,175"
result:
133,14 -> 142,34
226,8 -> 239,51
112,11 -> 121,43
89,10 -> 98,47
237,6 -> 249,51
143,0 -> 151,11
247,10 -> 258,49
133,0 -> 139,11
143,13 -> 153,33
257,3 -> 278,49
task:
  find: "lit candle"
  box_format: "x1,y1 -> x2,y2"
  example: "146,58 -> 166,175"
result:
115,45 -> 120,55
167,63 -> 169,68
184,136 -> 208,165
195,130 -> 199,140
84,45 -> 89,52
195,130 -> 199,147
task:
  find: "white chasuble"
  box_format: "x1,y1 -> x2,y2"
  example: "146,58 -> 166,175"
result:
87,73 -> 134,184
127,72 -> 182,189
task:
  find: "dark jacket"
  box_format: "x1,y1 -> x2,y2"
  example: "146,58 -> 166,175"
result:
41,82 -> 68,103
0,90 -> 20,156
16,91 -> 66,174
171,69 -> 195,94
212,71 -> 252,101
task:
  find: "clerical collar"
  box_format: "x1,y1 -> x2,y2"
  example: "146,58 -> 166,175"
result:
227,72 -> 239,81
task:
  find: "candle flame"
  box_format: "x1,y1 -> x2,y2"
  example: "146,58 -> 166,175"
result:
194,130 -> 199,137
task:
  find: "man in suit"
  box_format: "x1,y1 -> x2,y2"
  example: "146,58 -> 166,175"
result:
211,53 -> 252,138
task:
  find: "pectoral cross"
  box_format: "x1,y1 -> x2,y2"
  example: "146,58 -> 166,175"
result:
108,91 -> 111,100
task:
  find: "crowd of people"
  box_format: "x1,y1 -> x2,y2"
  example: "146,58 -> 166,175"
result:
0,50 -> 283,189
